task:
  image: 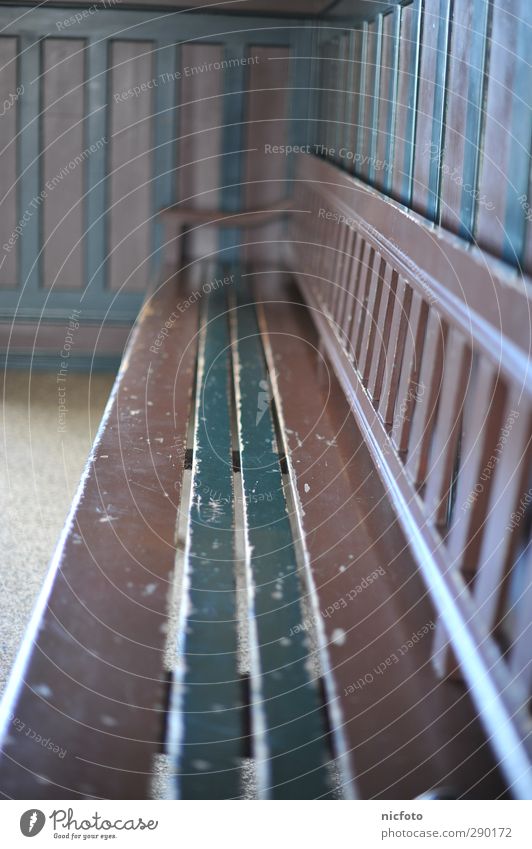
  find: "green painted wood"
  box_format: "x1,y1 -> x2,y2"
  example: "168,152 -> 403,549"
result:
170,284 -> 242,799
231,275 -> 331,799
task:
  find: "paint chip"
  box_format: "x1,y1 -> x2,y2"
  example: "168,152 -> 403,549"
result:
331,628 -> 347,646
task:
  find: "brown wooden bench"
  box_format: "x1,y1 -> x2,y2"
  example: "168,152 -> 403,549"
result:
0,153 -> 530,799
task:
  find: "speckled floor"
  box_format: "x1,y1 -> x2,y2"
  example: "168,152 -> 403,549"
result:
0,369 -> 115,697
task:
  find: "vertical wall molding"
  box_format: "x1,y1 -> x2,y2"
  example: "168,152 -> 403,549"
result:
85,39 -> 109,300
368,14 -> 383,184
0,36 -> 19,289
459,0 -> 491,240
220,40 -> 247,263
153,41 -> 178,274
355,21 -> 367,178
18,35 -> 41,299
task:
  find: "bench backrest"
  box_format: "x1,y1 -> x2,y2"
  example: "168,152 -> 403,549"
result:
289,153 -> 532,796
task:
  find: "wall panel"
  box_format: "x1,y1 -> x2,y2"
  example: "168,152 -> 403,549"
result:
109,40 -> 154,293
391,1 -> 421,204
0,38 -> 19,289
346,28 -> 363,174
359,18 -> 381,181
309,0 -> 530,277
374,10 -> 399,192
412,0 -> 450,220
476,0 -> 532,267
0,6 -> 304,359
179,43 -> 224,262
353,22 -> 367,178
244,45 -> 291,263
440,0 -> 490,238
336,32 -> 350,167
42,38 -> 85,290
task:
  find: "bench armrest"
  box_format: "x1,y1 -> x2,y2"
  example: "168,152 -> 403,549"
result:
158,199 -> 293,264
159,198 -> 292,228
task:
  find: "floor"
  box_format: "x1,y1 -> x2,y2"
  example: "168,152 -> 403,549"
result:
0,369 -> 115,698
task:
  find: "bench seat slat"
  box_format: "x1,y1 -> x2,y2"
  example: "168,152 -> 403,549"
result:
231,277 -> 331,800
169,286 -> 242,800
0,271 -> 198,799
255,273 -> 505,799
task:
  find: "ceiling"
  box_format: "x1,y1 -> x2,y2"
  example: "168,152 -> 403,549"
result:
1,0 -> 404,19
325,0 -> 402,17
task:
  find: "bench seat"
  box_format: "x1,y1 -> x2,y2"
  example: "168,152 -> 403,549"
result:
0,261 -> 505,799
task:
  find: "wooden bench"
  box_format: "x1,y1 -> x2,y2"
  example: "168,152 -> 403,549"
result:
0,153 -> 530,800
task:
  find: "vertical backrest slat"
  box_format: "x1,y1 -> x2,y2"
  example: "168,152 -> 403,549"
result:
329,223 -> 348,316
340,232 -> 365,344
349,242 -> 375,366
391,291 -> 428,454
333,225 -> 357,335
404,309 -> 446,487
359,253 -> 385,385
431,359 -> 506,678
445,359 -> 506,576
472,396 -> 531,633
367,262 -> 397,404
317,212 -> 330,282
378,276 -> 412,426
510,539 -> 532,697
424,329 -> 472,527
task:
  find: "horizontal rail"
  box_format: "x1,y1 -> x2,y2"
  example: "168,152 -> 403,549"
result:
159,200 -> 292,229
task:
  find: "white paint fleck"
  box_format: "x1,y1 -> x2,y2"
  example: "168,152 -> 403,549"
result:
331,628 -> 347,646
192,759 -> 210,771
304,483 -> 310,493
